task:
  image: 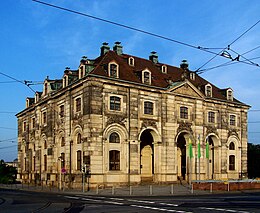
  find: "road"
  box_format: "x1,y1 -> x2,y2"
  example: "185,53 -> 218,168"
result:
0,188 -> 259,213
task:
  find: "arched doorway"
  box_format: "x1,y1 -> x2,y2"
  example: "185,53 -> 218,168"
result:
140,130 -> 154,181
208,136 -> 214,179
176,133 -> 188,180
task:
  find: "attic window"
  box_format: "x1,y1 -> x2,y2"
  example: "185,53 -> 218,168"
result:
142,70 -> 151,85
128,57 -> 134,66
109,62 -> 119,78
227,89 -> 233,101
190,72 -> 195,80
79,65 -> 85,79
205,84 -> 212,97
161,65 -> 167,74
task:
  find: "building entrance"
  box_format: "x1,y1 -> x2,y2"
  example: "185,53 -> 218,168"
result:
177,133 -> 187,180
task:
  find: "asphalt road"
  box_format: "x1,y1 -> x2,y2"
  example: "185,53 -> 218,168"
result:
0,188 -> 259,213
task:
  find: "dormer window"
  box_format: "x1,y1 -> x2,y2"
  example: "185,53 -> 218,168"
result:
227,89 -> 233,101
109,62 -> 119,78
129,57 -> 134,66
205,84 -> 212,97
142,70 -> 151,84
79,65 -> 85,79
63,75 -> 68,88
190,72 -> 195,80
161,65 -> 167,74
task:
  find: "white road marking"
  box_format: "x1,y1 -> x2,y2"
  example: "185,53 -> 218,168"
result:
199,207 -> 250,213
131,204 -> 192,213
104,201 -> 124,205
127,199 -> 155,204
109,197 -> 124,201
160,202 -> 179,207
81,198 -> 101,202
64,196 -> 80,199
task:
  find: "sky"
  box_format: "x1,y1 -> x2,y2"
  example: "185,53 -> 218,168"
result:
0,0 -> 259,162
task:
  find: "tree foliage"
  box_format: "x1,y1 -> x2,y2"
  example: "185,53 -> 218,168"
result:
0,160 -> 17,184
248,143 -> 260,178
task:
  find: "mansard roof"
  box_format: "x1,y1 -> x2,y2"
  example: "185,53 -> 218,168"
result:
89,50 -> 244,104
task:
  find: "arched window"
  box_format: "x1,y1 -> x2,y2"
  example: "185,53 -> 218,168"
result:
77,133 -> 82,144
109,150 -> 120,171
110,96 -> 121,111
44,140 -> 47,149
161,65 -> 167,74
109,132 -> 120,143
229,155 -> 235,170
205,84 -> 212,97
229,142 -> 235,150
129,57 -> 134,66
143,71 -> 151,84
180,106 -> 188,119
144,101 -> 154,115
227,89 -> 233,101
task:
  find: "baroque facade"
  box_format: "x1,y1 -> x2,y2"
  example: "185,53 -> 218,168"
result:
16,42 -> 250,188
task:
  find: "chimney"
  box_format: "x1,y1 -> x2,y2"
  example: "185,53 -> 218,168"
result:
149,51 -> 158,63
100,42 -> 110,56
113,41 -> 123,55
180,59 -> 189,70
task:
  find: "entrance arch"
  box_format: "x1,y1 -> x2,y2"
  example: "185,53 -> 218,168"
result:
140,129 -> 154,180
176,132 -> 190,180
207,134 -> 220,180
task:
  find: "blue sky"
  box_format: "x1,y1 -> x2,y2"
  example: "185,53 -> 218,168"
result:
0,0 -> 259,161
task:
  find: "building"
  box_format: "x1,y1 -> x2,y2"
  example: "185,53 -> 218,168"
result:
16,42 -> 250,188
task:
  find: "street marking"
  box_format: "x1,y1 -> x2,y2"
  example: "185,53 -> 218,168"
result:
131,204 -> 192,213
109,197 -> 124,201
160,202 -> 179,207
81,198 -> 101,202
127,199 -> 155,204
104,200 -> 124,205
199,207 -> 250,213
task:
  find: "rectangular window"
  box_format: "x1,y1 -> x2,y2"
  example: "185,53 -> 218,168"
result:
23,121 -> 27,132
42,111 -> 47,124
180,107 -> 188,119
77,151 -> 82,171
208,111 -> 215,123
229,155 -> 235,170
59,105 -> 64,118
109,64 -> 118,77
144,101 -> 153,115
230,115 -> 236,126
75,98 -> 81,112
110,96 -> 121,111
109,150 -> 120,171
143,71 -> 150,84
32,117 -> 35,129
44,155 -> 47,171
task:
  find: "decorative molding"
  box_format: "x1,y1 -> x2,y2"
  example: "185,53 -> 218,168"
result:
206,125 -> 218,136
177,122 -> 193,134
141,119 -> 157,129
228,129 -> 239,139
106,115 -> 126,127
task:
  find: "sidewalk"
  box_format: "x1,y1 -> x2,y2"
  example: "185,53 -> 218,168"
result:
0,183 -> 208,197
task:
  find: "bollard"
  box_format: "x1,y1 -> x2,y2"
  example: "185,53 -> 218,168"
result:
210,183 -> 213,193
171,184 -> 174,195
129,186 -> 132,195
96,185 -> 99,195
149,185 -> 153,195
112,186 -> 115,195
227,182 -> 230,192
191,184 -> 194,194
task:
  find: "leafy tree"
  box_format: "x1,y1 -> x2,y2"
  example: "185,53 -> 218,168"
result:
0,160 -> 17,184
248,143 -> 260,178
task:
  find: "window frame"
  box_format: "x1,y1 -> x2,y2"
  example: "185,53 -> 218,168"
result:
230,114 -> 236,126
229,155 -> 235,171
180,106 -> 188,119
76,150 -> 82,171
42,111 -> 47,125
61,137 -> 65,147
208,111 -> 215,123
75,97 -> 82,113
229,142 -> 235,150
144,101 -> 154,115
142,70 -> 151,84
59,105 -> 65,118
128,57 -> 134,66
109,132 -> 120,143
109,96 -> 121,111
109,150 -> 120,171
77,133 -> 82,144
227,89 -> 233,101
109,62 -> 119,78
205,84 -> 212,97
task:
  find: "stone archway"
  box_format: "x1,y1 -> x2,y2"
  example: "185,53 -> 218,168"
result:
140,129 -> 154,181
207,134 -> 220,180
176,132 -> 190,180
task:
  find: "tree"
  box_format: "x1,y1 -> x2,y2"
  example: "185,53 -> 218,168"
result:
0,160 -> 17,184
248,143 -> 260,178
